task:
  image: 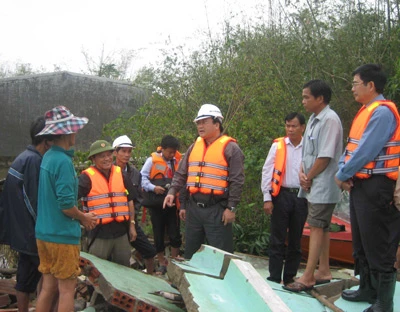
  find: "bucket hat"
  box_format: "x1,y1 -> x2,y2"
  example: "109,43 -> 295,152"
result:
88,140 -> 114,159
36,106 -> 88,136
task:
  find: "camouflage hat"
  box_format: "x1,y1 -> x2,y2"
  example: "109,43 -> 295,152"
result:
88,140 -> 114,159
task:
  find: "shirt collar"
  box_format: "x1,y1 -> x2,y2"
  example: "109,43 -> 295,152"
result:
366,94 -> 385,107
313,104 -> 330,121
51,145 -> 75,157
27,145 -> 42,157
284,136 -> 303,148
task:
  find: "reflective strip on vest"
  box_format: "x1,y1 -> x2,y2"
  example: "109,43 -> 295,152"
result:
147,149 -> 182,209
270,137 -> 287,197
82,165 -> 129,224
149,150 -> 181,179
187,171 -> 229,181
344,100 -> 400,180
187,135 -> 235,195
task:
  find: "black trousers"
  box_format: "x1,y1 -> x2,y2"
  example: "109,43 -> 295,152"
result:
149,206 -> 182,253
350,175 -> 400,272
184,198 -> 233,259
130,223 -> 157,259
268,189 -> 308,284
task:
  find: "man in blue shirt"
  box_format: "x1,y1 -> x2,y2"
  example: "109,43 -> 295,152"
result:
141,135 -> 182,273
335,64 -> 400,312
0,117 -> 53,312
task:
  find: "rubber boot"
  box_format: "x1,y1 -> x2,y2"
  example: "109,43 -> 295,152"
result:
342,258 -> 377,303
363,270 -> 396,312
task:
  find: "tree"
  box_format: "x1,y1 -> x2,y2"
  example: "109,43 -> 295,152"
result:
81,45 -> 138,80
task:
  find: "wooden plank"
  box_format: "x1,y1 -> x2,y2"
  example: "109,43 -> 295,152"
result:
168,244 -> 242,287
0,269 -> 17,276
0,279 -> 16,296
80,252 -> 185,312
231,259 -> 291,312
168,245 -> 290,312
183,259 -> 291,312
0,294 -> 11,308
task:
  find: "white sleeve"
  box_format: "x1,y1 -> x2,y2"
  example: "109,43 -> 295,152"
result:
261,142 -> 278,202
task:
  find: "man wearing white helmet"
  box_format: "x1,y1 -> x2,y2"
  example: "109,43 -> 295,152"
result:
113,135 -> 157,274
164,104 -> 245,259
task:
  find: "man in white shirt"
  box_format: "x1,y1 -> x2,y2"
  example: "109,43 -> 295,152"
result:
261,112 -> 307,285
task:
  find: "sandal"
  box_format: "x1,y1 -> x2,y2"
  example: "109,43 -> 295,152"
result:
155,265 -> 167,275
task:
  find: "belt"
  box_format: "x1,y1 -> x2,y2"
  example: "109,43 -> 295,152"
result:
281,187 -> 299,194
190,194 -> 226,208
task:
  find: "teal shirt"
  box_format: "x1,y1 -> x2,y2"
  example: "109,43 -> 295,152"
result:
35,145 -> 81,245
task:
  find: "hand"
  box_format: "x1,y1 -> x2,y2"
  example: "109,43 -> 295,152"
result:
395,246 -> 400,269
179,209 -> 186,221
335,176 -> 353,192
129,223 -> 137,242
299,172 -> 312,192
81,212 -> 97,231
222,209 -> 235,225
263,201 -> 273,215
163,194 -> 175,208
154,186 -> 166,195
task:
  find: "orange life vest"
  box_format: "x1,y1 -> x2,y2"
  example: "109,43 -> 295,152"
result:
270,137 -> 286,197
148,149 -> 182,208
187,135 -> 235,195
344,100 -> 400,180
82,165 -> 129,224
149,149 -> 182,180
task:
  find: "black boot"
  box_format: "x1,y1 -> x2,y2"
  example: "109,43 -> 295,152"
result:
342,258 -> 377,303
363,270 -> 396,312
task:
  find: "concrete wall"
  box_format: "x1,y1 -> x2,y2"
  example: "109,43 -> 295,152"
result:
0,71 -> 148,157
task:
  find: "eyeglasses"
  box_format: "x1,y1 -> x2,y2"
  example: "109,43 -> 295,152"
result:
352,81 -> 365,86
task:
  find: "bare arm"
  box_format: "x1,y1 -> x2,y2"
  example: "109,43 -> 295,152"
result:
306,157 -> 330,180
128,200 -> 137,242
300,158 -> 330,191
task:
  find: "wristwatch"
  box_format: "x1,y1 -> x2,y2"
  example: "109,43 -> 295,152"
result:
228,206 -> 236,213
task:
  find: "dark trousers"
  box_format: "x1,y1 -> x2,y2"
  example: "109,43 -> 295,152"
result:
184,198 -> 233,259
130,223 -> 157,259
149,206 -> 182,253
268,189 -> 308,284
350,175 -> 400,272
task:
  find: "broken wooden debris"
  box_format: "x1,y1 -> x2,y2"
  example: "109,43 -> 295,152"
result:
168,244 -> 242,285
168,244 -> 291,312
0,279 -> 16,297
79,252 -> 185,312
0,294 -> 11,308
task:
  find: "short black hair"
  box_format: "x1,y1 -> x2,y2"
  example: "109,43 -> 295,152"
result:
352,64 -> 387,94
115,146 -> 133,152
212,118 -> 224,132
285,112 -> 306,125
303,79 -> 332,104
30,117 -> 53,146
161,135 -> 180,150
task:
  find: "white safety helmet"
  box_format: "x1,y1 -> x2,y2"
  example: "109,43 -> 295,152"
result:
193,104 -> 224,123
112,135 -> 134,149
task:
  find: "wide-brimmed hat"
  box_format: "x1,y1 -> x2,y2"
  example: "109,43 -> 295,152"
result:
36,106 -> 88,136
88,140 -> 114,159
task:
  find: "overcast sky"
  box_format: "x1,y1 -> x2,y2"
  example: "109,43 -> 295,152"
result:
1,0 -> 268,76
